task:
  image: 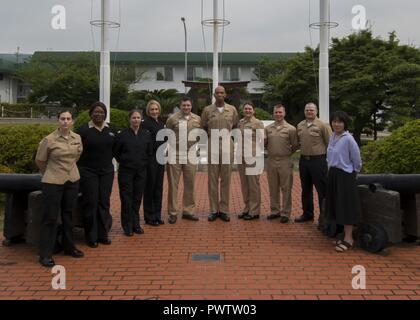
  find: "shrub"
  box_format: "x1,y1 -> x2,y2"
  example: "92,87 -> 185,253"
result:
239,107 -> 272,120
0,124 -> 56,173
0,165 -> 13,173
361,119 -> 420,174
73,108 -> 129,131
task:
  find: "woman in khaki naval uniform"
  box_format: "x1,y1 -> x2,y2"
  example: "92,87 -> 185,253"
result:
35,111 -> 84,268
237,102 -> 265,220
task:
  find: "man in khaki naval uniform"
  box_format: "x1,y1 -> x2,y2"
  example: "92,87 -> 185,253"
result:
237,103 -> 265,220
264,104 -> 299,223
295,102 -> 332,223
166,96 -> 201,224
201,86 -> 239,222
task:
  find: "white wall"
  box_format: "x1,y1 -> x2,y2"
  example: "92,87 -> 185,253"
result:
130,66 -> 185,92
0,75 -> 17,104
129,65 -> 265,94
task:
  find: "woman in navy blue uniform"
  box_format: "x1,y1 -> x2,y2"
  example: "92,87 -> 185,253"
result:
142,100 -> 166,226
114,110 -> 152,236
76,102 -> 116,248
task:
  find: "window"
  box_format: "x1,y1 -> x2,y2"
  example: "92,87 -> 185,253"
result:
250,67 -> 260,81
223,66 -> 240,81
156,66 -> 173,81
187,66 -> 205,81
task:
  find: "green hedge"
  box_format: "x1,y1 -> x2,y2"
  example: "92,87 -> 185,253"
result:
361,120 -> 420,174
0,165 -> 13,173
239,107 -> 272,120
0,124 -> 56,173
74,108 -> 129,131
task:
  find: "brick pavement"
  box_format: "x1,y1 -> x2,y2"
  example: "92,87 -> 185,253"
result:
0,172 -> 419,300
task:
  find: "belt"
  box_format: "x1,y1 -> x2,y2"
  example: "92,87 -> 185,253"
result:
268,155 -> 291,160
301,154 -> 326,160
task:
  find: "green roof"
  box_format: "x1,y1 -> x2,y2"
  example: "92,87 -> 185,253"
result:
32,51 -> 297,66
0,54 -> 30,74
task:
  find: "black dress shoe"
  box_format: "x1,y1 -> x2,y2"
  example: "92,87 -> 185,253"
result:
243,214 -> 259,220
238,212 -> 249,219
124,231 -> 134,237
294,214 -> 314,223
133,227 -> 144,234
219,212 -> 230,222
280,216 -> 290,223
39,257 -> 55,268
267,213 -> 281,220
157,218 -> 165,225
98,238 -> 112,245
182,214 -> 199,221
146,220 -> 159,226
208,212 -> 218,222
86,241 -> 99,248
64,248 -> 84,258
168,215 -> 177,224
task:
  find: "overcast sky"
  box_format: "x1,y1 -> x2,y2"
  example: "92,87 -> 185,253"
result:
1,0 -> 419,54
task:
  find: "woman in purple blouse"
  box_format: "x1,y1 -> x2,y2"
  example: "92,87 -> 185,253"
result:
326,110 -> 362,252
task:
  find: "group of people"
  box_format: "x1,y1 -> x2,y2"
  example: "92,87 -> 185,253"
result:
35,85 -> 362,267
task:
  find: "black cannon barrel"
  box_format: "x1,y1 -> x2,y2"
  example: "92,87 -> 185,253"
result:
0,173 -> 42,193
356,174 -> 420,194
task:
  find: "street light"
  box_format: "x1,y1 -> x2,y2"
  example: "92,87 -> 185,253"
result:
181,17 -> 187,94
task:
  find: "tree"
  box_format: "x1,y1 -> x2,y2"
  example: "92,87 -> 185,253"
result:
259,30 -> 420,144
260,49 -> 318,125
120,89 -> 182,116
16,52 -> 131,111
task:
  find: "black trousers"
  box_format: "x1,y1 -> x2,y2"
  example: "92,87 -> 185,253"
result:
299,155 -> 328,219
79,167 -> 114,243
118,166 -> 147,233
143,158 -> 164,222
39,181 -> 79,258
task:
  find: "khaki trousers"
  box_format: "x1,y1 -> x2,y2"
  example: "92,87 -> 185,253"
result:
238,162 -> 261,215
207,142 -> 233,214
267,157 -> 294,216
167,162 -> 197,216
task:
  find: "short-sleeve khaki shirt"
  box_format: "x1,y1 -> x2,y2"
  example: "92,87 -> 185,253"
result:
166,111 -> 201,150
265,120 -> 299,157
297,117 -> 332,156
201,103 -> 239,134
35,129 -> 83,184
239,116 -> 264,157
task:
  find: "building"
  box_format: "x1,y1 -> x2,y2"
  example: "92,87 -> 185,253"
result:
0,54 -> 31,104
13,51 -> 297,108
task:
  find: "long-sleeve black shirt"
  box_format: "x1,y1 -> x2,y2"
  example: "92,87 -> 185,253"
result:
141,116 -> 166,153
76,123 -> 116,173
114,127 -> 152,169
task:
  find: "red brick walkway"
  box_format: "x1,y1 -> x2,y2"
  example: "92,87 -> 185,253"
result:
0,172 -> 419,300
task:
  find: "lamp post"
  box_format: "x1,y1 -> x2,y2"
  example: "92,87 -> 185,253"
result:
181,17 -> 187,94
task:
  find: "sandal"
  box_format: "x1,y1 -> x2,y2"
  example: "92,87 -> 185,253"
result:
335,240 -> 353,252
